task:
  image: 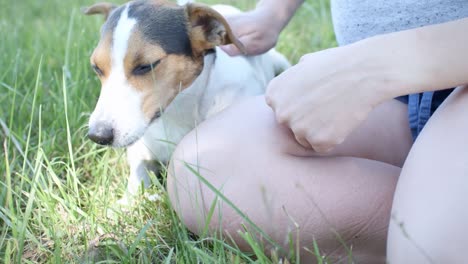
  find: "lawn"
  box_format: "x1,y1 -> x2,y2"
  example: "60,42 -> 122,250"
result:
0,0 -> 336,263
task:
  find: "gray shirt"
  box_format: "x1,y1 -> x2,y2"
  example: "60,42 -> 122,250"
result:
331,0 -> 468,46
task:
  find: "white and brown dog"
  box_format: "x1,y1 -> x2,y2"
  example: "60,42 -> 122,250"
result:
83,0 -> 289,202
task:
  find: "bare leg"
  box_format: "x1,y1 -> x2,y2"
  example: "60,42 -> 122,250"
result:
387,86 -> 468,263
168,96 -> 412,263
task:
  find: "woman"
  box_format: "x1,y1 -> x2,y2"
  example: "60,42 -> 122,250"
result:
168,0 -> 468,262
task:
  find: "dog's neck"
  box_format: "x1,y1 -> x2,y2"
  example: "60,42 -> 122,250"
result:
159,48 -> 218,123
183,49 -> 217,94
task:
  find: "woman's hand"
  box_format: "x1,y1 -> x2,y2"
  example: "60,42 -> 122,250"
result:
265,46 -> 388,153
222,7 -> 283,56
222,0 -> 304,56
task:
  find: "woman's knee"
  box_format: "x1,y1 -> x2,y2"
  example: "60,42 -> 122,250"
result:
166,95 -> 312,221
166,97 -> 271,237
169,96 -> 304,168
387,85 -> 468,263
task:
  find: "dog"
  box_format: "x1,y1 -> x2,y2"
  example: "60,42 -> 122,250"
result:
83,0 -> 290,203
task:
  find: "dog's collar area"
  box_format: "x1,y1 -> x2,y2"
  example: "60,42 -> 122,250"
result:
150,110 -> 163,123
205,48 -> 216,56
202,48 -> 217,67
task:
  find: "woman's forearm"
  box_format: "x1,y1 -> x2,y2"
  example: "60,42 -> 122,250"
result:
352,17 -> 468,100
256,0 -> 304,32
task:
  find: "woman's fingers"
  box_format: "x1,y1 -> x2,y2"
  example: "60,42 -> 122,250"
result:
220,44 -> 243,56
221,32 -> 276,56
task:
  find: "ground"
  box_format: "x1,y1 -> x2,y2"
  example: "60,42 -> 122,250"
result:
0,0 -> 336,263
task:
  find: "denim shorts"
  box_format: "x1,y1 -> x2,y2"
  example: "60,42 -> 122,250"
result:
396,88 -> 454,140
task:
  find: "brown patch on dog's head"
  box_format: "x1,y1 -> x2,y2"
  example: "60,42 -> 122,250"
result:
124,29 -> 203,121
90,32 -> 113,81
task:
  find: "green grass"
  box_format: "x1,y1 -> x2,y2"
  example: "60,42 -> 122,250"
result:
0,0 -> 336,263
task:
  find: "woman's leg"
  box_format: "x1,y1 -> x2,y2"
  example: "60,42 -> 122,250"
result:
387,86 -> 468,263
168,96 -> 412,263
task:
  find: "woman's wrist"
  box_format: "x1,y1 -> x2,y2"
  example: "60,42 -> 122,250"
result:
347,32 -> 428,103
256,0 -> 304,33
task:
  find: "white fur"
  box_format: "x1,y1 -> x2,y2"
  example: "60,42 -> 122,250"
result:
112,6 -> 136,72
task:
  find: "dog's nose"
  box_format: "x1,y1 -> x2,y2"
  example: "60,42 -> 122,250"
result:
88,124 -> 114,145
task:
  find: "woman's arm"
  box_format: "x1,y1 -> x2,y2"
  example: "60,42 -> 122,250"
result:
265,17 -> 468,152
222,0 -> 304,56
355,17 -> 468,101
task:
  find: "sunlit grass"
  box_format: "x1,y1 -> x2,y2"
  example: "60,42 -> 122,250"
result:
0,0 -> 336,262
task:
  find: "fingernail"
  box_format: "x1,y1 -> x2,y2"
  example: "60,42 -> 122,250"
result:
221,45 -> 238,56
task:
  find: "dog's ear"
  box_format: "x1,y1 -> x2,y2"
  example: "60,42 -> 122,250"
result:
185,3 -> 246,56
82,2 -> 117,20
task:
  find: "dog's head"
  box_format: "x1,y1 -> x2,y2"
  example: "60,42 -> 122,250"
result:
84,0 -> 244,147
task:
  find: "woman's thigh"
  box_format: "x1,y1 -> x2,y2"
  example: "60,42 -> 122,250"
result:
168,96 -> 410,262
387,86 -> 468,263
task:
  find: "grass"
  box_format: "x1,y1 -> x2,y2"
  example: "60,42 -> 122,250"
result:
0,0 -> 336,263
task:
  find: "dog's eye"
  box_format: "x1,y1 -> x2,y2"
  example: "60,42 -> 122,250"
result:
132,60 -> 161,76
92,64 -> 104,76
